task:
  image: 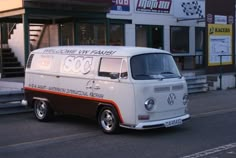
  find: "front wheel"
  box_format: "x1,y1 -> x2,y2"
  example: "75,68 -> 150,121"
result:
98,106 -> 120,134
34,100 -> 54,122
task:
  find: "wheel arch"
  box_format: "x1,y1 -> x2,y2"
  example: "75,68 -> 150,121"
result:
96,102 -> 124,124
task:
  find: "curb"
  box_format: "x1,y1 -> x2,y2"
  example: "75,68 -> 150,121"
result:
0,102 -> 32,116
0,90 -> 24,96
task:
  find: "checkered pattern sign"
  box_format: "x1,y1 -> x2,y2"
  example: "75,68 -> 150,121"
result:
181,1 -> 204,18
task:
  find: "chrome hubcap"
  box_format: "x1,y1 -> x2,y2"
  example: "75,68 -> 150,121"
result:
35,101 -> 47,119
101,109 -> 115,131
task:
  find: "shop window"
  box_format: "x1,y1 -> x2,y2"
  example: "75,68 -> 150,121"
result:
79,24 -> 106,45
195,27 -> 205,68
109,24 -> 124,46
136,25 -> 147,47
60,23 -> 74,45
170,26 -> 189,53
195,27 -> 205,51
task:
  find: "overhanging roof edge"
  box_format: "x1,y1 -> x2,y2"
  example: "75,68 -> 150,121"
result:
0,8 -> 25,18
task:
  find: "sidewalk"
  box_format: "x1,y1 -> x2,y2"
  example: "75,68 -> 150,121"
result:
0,77 -> 24,95
0,77 -> 29,115
189,88 -> 236,117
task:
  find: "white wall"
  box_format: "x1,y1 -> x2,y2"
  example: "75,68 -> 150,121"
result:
125,24 -> 135,46
8,24 -> 25,66
210,74 -> 236,90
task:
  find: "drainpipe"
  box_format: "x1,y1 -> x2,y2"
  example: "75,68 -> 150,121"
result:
219,55 -> 222,90
0,23 -> 2,78
23,13 -> 29,66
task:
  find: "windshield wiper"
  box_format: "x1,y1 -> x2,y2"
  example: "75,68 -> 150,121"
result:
135,74 -> 150,77
159,72 -> 182,79
160,71 -> 174,75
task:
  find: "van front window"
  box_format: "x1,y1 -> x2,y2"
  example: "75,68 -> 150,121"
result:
131,53 -> 181,80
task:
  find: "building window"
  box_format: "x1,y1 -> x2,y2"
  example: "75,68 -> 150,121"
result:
170,26 -> 189,53
195,27 -> 205,51
60,23 -> 74,45
136,25 -> 147,47
79,23 -> 106,45
109,24 -> 124,46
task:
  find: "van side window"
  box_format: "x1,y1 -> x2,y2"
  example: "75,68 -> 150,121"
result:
26,54 -> 34,68
120,60 -> 128,78
98,58 -> 122,77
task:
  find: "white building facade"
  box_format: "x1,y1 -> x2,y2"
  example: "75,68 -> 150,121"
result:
108,0 -> 207,70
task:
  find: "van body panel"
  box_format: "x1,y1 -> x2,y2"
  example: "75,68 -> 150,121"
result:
133,79 -> 188,124
94,77 -> 136,125
24,46 -> 190,132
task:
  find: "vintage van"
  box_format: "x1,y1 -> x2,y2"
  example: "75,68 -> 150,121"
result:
23,46 -> 190,134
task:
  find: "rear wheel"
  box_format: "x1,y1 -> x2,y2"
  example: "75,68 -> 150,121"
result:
98,106 -> 120,134
34,100 -> 53,122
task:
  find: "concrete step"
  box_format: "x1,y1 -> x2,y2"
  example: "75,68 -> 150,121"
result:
0,102 -> 32,115
0,93 -> 32,115
185,75 -> 208,94
0,93 -> 24,103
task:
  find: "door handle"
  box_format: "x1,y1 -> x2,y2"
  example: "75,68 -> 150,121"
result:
94,85 -> 100,90
86,86 -> 92,89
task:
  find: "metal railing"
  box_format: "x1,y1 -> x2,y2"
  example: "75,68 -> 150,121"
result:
8,23 -> 17,39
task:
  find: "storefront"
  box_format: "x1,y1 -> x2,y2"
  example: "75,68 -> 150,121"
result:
1,0 -> 235,74
108,0 -> 207,71
59,20 -> 129,46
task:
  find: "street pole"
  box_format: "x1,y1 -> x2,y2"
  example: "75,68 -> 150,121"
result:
219,55 -> 222,90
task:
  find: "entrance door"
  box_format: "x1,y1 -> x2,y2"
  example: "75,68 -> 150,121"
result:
136,25 -> 163,49
151,26 -> 163,49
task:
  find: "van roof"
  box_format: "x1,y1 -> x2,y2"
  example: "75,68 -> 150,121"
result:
31,46 -> 170,57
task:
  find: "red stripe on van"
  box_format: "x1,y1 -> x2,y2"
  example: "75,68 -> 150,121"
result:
24,86 -> 124,123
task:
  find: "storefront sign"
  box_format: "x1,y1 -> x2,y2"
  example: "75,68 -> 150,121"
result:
135,0 -> 172,14
214,15 -> 227,24
111,0 -> 130,12
173,0 -> 204,19
208,24 -> 233,66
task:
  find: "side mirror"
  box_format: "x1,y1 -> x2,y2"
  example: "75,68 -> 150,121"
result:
110,72 -> 119,79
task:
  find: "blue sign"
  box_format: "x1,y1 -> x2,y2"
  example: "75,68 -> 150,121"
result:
111,0 -> 130,12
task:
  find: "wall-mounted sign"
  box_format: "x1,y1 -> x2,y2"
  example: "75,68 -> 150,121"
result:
173,0 -> 205,19
208,24 -> 233,66
214,15 -> 227,24
207,14 -> 213,23
135,0 -> 172,14
228,16 -> 234,24
206,0 -> 235,73
111,0 -> 130,12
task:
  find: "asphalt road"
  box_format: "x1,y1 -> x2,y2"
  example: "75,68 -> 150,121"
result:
0,90 -> 236,158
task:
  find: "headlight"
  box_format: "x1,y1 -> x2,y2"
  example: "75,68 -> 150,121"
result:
144,98 -> 155,111
183,94 -> 189,105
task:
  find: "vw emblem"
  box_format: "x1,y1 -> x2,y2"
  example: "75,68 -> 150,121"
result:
167,93 -> 176,105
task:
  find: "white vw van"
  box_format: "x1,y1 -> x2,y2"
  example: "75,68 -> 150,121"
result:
23,46 -> 190,134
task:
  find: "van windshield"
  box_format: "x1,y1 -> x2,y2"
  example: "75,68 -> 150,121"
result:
130,53 -> 181,80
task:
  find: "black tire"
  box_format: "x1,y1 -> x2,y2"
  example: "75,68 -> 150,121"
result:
34,100 -> 54,122
98,106 -> 120,134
